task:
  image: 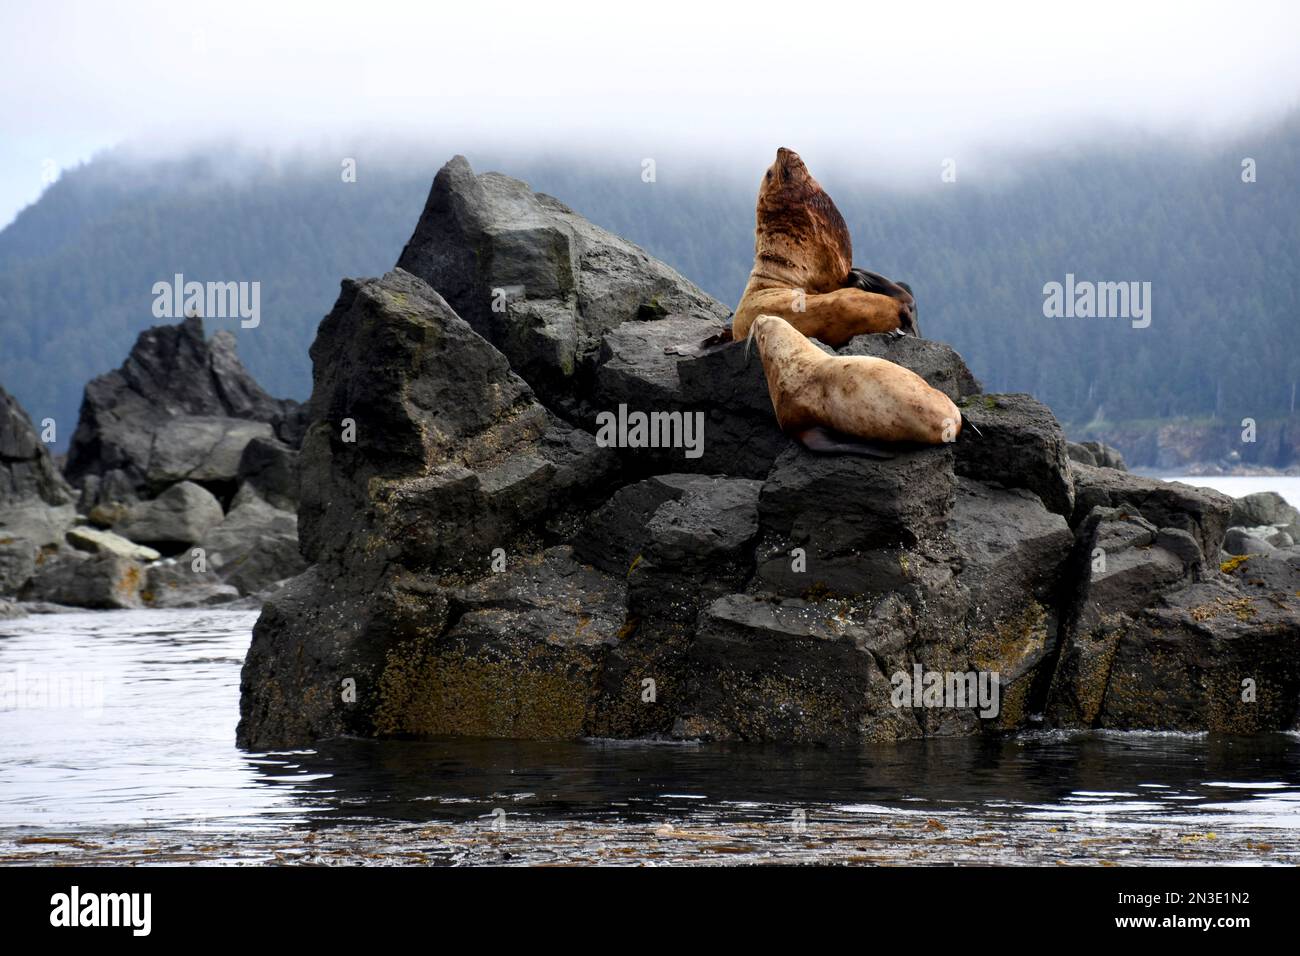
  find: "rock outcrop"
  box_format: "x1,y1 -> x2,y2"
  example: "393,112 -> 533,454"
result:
237,156 -> 1300,748
0,386 -> 76,594
395,154 -> 730,420
1067,440 -> 1128,471
2,319 -> 310,605
1,385 -> 73,507
64,316 -> 304,504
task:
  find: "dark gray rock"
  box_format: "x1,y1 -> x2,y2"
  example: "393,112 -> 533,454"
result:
297,268 -> 615,580
1047,506 -> 1214,729
1070,464 -> 1233,560
593,314 -> 718,410
1068,440 -> 1128,471
142,558 -> 242,608
839,333 -> 982,401
1078,440 -> 1127,471
1220,548 -> 1300,594
676,339 -> 774,415
371,547 -> 629,739
955,393 -> 1074,517
1,384 -> 73,507
628,476 -> 761,622
115,480 -> 225,550
750,444 -> 955,600
1066,441 -> 1097,467
236,437 -> 299,511
76,471 -> 139,510
302,270 -> 617,581
674,593 -> 919,744
0,502 -> 76,549
0,503 -> 75,601
87,501 -> 130,529
1081,509 -> 1198,616
144,417 -> 273,489
948,479 -> 1073,626
1229,491 -> 1299,531
396,155 -> 728,411
1096,578 -> 1300,732
760,443 -> 955,554
0,534 -> 37,596
1223,526 -> 1277,556
239,269 -> 620,748
594,329 -> 791,479
570,473 -> 709,575
240,567 -> 444,747
64,317 -> 302,501
22,550 -> 145,609
945,479 -> 1074,729
198,490 -> 306,596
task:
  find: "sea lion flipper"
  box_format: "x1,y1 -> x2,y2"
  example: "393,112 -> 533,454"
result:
663,327 -> 734,356
701,327 -> 734,348
795,427 -> 896,459
844,269 -> 920,338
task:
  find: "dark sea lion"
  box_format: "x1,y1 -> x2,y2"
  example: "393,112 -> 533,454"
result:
731,148 -> 917,346
748,313 -> 960,456
844,269 -> 920,338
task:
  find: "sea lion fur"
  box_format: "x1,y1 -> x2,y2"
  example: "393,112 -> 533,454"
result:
732,148 -> 917,346
749,313 -> 960,452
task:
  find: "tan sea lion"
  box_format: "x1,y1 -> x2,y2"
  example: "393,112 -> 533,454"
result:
748,313 -> 960,457
731,148 -> 917,346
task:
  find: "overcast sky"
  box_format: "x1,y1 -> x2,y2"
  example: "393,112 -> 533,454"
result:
2,0 -> 1298,226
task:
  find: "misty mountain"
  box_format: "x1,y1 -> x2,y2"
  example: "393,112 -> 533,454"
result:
1,119 -> 1297,451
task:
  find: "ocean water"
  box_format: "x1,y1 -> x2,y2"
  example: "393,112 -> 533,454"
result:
1,608 -> 1298,865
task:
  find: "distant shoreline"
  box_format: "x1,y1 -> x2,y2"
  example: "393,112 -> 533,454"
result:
1142,472 -> 1300,509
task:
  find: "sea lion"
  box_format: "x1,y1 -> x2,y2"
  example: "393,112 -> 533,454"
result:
748,313 -> 960,457
731,148 -> 918,346
844,270 -> 920,338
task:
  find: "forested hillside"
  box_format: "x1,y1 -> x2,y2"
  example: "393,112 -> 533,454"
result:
2,118 -> 1297,455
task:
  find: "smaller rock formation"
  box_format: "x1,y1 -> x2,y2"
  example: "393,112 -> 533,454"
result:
1,384 -> 74,507
0,385 -> 76,595
1067,440 -> 1128,471
115,481 -> 225,552
64,316 -> 303,504
3,319 -> 310,607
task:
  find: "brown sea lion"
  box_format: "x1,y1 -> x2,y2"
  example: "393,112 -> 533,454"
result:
748,313 -> 959,457
731,148 -> 917,346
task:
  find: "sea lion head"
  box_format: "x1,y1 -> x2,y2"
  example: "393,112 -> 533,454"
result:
754,148 -> 852,291
747,312 -> 808,368
765,147 -> 814,195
